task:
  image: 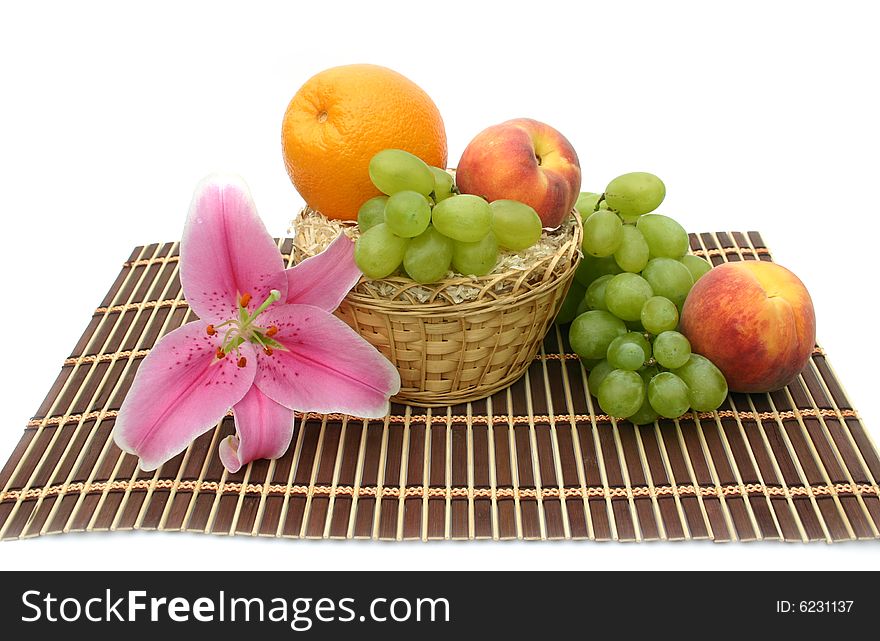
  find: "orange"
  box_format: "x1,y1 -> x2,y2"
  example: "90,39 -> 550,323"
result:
282,64 -> 448,221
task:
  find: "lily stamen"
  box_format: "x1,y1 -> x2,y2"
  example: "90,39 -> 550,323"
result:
215,347 -> 225,360
206,324 -> 216,336
239,292 -> 252,307
264,347 -> 273,356
266,325 -> 278,337
237,356 -> 247,368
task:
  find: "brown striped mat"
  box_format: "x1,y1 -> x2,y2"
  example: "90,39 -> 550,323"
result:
1,231 -> 879,543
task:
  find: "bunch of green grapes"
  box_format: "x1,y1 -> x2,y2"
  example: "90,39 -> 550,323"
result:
354,149 -> 544,283
557,171 -> 728,423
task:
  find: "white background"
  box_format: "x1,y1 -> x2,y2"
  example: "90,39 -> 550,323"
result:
1,0 -> 878,570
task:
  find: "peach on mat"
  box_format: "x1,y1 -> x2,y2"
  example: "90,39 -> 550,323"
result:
680,261 -> 816,393
455,118 -> 581,229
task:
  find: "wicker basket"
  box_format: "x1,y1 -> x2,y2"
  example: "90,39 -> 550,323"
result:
293,207 -> 583,406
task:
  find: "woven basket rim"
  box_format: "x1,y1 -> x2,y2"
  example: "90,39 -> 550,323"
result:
294,207 -> 583,311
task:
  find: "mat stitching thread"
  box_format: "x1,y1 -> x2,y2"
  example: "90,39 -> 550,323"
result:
61,346 -> 828,366
4,480 -> 877,502
95,301 -> 188,314
122,254 -> 292,268
690,247 -> 770,258
121,251 -> 757,267
25,407 -> 862,429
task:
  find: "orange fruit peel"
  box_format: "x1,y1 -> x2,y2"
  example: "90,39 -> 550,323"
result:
282,64 -> 447,221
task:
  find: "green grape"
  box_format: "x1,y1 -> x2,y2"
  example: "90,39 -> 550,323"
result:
604,273 -> 654,322
581,358 -> 604,370
608,331 -> 651,361
680,254 -> 712,282
641,257 -> 694,310
587,359 -> 615,394
613,225 -> 650,273
625,331 -> 652,359
582,210 -> 623,257
636,214 -> 689,258
586,274 -> 613,311
490,200 -> 542,250
357,196 -> 388,232
653,331 -> 692,369
630,366 -> 661,425
430,167 -> 455,202
574,254 -> 622,288
368,149 -> 434,196
597,369 -> 645,419
575,296 -> 591,317
569,310 -> 627,360
354,223 -> 409,279
607,334 -> 648,371
384,190 -> 431,238
452,232 -> 498,276
555,281 -> 586,325
604,172 -> 666,219
640,296 -> 679,334
575,192 -> 602,217
607,342 -> 645,371
431,194 -> 492,242
648,372 -> 691,419
403,226 -> 453,284
673,354 -> 728,412
628,392 -> 660,425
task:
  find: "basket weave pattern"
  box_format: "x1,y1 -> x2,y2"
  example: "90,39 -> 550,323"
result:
293,208 -> 583,406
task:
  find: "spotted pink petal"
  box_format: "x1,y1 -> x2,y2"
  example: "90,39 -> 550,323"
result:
285,233 -> 362,311
253,304 -> 400,418
113,321 -> 257,471
219,386 -> 296,473
180,174 -> 288,324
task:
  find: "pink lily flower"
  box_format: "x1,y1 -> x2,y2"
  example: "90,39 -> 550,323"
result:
113,175 -> 400,473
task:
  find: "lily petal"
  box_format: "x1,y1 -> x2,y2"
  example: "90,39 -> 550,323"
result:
180,174 -> 288,324
113,321 -> 257,471
220,386 -> 296,473
285,233 -> 361,311
253,304 -> 401,418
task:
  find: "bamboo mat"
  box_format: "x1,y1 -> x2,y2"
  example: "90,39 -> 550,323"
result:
1,231 -> 879,543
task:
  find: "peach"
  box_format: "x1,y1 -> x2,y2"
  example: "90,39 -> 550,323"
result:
680,261 -> 816,393
455,118 -> 581,229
